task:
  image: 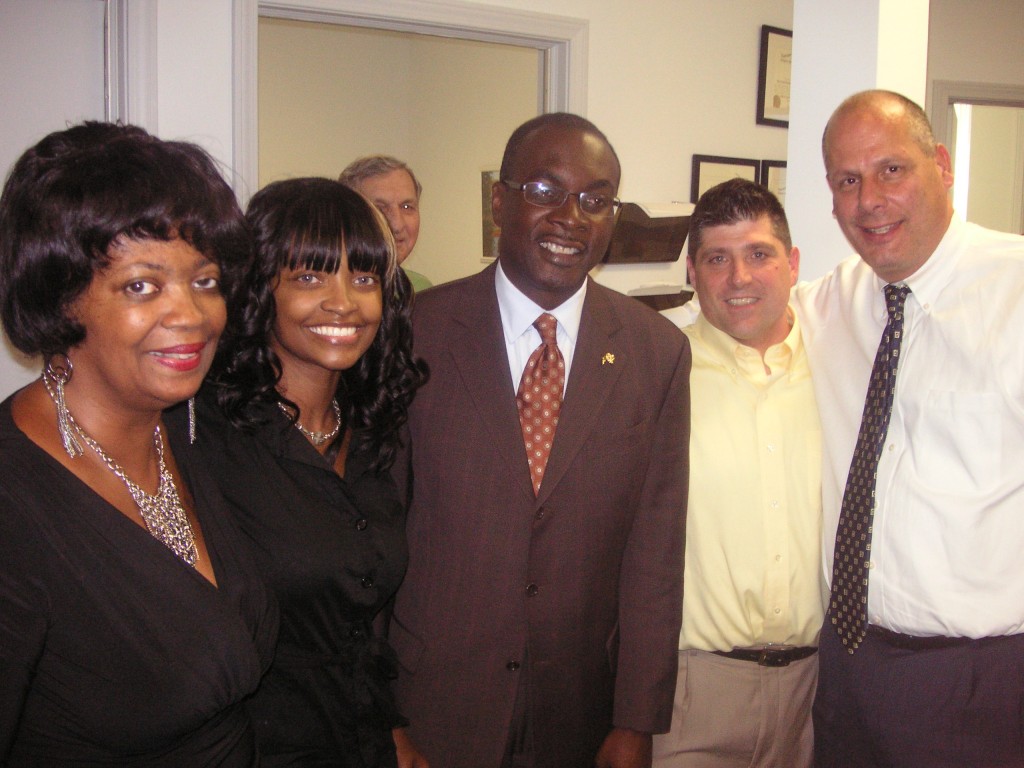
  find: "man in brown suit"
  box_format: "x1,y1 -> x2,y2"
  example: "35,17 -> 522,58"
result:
390,113 -> 690,768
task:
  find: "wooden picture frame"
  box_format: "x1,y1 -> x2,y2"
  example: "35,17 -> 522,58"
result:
690,154 -> 760,203
757,25 -> 792,127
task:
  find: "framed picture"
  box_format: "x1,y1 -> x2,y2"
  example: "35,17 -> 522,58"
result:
481,169 -> 500,262
690,154 -> 760,203
760,159 -> 787,205
757,25 -> 792,127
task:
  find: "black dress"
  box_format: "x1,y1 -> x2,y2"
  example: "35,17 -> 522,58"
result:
193,391 -> 408,767
0,396 -> 277,766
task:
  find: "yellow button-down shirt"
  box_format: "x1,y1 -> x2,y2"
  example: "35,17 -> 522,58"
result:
679,311 -> 824,651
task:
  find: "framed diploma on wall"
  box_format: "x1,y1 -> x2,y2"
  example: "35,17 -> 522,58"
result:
760,159 -> 787,205
757,25 -> 792,127
690,154 -> 760,203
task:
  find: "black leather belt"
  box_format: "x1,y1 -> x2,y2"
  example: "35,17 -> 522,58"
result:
713,645 -> 817,667
868,625 -> 975,651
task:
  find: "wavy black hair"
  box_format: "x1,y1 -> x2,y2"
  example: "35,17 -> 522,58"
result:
0,121 -> 248,357
212,177 -> 428,473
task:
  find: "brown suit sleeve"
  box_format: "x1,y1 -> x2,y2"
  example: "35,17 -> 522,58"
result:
612,331 -> 690,733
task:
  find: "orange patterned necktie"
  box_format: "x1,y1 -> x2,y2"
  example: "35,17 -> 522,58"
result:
516,313 -> 565,495
829,283 -> 910,653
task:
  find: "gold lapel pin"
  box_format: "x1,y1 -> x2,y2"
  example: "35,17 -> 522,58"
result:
601,353 -> 615,365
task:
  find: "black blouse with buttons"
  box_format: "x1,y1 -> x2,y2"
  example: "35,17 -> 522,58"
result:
193,390 -> 407,768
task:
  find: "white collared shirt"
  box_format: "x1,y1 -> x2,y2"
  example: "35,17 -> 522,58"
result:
495,262 -> 586,393
793,215 -> 1024,638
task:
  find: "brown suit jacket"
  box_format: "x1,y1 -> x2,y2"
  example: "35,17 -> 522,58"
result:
391,263 -> 690,768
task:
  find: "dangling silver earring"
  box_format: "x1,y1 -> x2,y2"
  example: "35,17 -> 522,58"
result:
43,354 -> 83,458
188,397 -> 196,444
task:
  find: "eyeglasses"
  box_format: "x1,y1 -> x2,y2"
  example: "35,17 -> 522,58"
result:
501,180 -> 620,216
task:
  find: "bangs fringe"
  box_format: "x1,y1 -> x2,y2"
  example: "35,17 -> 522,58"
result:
284,231 -> 343,274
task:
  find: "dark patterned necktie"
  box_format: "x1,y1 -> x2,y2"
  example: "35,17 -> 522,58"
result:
829,283 -> 911,653
516,313 -> 565,495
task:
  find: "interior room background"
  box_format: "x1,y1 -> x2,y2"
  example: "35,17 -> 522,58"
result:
1,0 -> 1022,398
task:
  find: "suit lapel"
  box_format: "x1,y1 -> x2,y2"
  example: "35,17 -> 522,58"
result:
447,265 -> 536,499
537,282 -> 625,503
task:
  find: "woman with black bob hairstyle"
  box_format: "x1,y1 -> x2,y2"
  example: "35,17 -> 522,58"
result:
195,177 -> 429,767
0,121 -> 276,764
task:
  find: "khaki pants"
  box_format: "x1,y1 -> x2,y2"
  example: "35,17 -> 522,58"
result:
652,649 -> 816,768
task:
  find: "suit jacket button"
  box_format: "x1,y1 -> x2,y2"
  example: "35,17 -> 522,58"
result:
355,518 -> 368,531
506,661 -> 521,671
361,575 -> 374,589
525,583 -> 539,597
535,508 -> 546,520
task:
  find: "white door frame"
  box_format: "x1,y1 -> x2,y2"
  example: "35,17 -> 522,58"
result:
931,80 -> 1024,233
232,0 -> 588,200
931,80 -> 1024,145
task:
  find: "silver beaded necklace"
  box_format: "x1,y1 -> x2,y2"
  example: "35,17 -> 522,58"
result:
43,376 -> 199,567
277,398 -> 342,447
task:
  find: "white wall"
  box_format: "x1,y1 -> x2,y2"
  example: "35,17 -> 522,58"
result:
500,0 -> 795,294
259,20 -> 418,184
786,0 -> 930,281
154,0 -> 239,186
0,0 -> 107,398
927,0 -> 1024,89
0,0 -> 106,161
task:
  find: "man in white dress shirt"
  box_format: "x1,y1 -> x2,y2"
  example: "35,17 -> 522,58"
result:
795,89 -> 1024,767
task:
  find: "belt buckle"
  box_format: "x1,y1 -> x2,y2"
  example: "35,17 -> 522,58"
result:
757,644 -> 795,667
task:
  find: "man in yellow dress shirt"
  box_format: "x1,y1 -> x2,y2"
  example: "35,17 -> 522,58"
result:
655,178 -> 822,767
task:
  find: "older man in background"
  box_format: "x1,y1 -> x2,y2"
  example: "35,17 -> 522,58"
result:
340,155 -> 431,291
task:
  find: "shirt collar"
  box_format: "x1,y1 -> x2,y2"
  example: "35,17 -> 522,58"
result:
495,261 -> 587,346
251,399 -> 371,476
694,306 -> 801,376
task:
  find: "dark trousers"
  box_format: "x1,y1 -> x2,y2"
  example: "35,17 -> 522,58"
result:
813,620 -> 1024,768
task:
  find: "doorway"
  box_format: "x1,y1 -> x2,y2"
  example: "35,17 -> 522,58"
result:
241,0 -> 589,286
258,18 -> 539,286
932,81 -> 1024,235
